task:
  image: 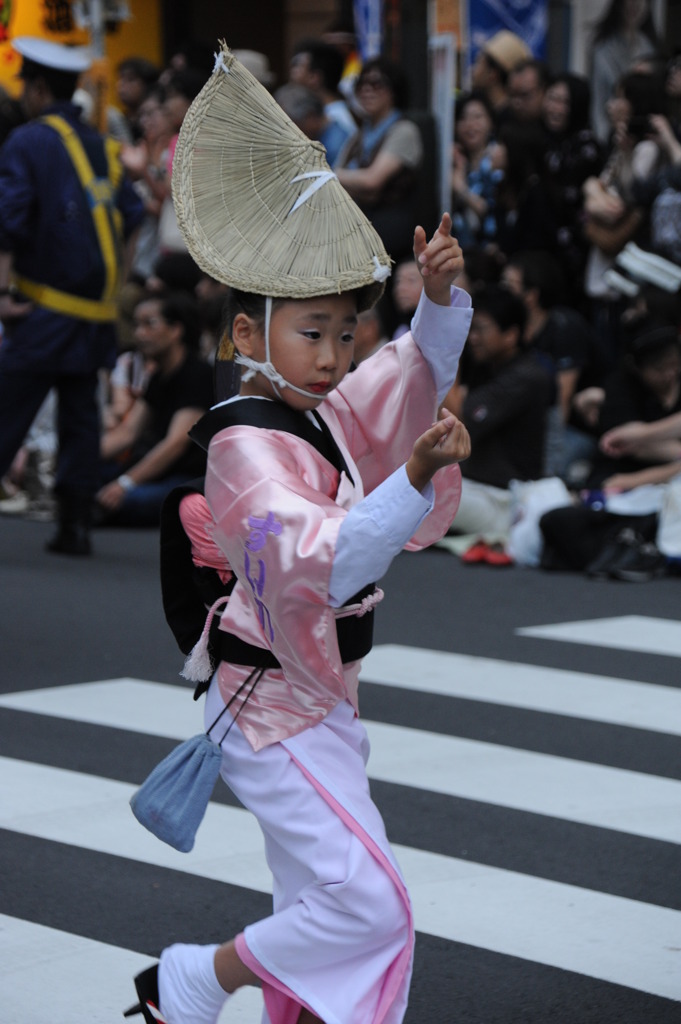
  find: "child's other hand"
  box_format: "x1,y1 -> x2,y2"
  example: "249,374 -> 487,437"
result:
406,408 -> 470,493
413,213 -> 464,306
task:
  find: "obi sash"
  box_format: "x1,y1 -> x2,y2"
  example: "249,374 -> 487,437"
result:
161,399 -> 376,699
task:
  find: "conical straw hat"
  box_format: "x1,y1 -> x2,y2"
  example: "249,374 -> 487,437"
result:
172,42 -> 391,310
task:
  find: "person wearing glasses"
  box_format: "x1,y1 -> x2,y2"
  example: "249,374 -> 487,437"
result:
336,57 -> 423,264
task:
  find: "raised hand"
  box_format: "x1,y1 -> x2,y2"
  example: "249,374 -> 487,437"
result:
413,213 -> 464,306
406,408 -> 471,492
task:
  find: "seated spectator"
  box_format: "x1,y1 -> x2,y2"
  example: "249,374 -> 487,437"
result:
390,257 -> 424,339
541,72 -> 605,293
321,17 -> 363,118
115,56 -> 160,142
97,291 -> 213,526
601,407 -> 681,458
589,0 -> 660,145
470,30 -> 531,131
289,38 -> 357,137
540,319 -> 681,578
120,84 -> 173,285
195,273 -> 230,363
147,251 -> 204,296
507,59 -> 550,128
450,91 -> 504,251
444,284 -> 552,562
0,389 -> 56,521
628,55 -> 681,264
595,321 -> 681,485
101,346 -> 155,433
493,119 -> 557,256
158,68 -> 207,257
502,249 -> 601,479
274,83 -> 351,167
583,69 -> 670,369
336,57 -> 423,262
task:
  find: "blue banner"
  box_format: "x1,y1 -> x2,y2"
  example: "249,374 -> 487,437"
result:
354,0 -> 383,61
468,0 -> 547,64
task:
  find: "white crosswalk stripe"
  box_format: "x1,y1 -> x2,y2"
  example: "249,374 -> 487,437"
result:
3,678 -> 680,842
516,614 -> 681,657
359,644 -> 681,735
0,915 -> 262,1024
2,757 -> 680,1001
2,617 -> 681,1021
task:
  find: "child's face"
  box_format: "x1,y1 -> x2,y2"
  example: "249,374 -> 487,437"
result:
239,294 -> 358,410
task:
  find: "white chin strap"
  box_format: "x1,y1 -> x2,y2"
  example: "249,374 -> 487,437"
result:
234,296 -> 321,400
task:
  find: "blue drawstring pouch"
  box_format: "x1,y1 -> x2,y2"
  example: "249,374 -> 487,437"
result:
130,733 -> 223,852
129,667 -> 263,852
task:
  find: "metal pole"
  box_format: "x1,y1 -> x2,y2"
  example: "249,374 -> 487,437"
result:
88,0 -> 105,58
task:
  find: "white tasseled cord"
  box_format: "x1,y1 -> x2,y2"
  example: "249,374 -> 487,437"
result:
180,596 -> 230,683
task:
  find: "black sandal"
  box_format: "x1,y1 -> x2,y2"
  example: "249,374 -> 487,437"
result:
124,964 -> 168,1023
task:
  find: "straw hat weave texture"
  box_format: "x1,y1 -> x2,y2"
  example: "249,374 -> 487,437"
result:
172,43 -> 390,307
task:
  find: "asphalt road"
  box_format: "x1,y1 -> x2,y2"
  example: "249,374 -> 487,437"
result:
1,515 -> 679,1023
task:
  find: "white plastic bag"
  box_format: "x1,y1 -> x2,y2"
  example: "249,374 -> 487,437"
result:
656,477 -> 681,557
508,477 -> 572,567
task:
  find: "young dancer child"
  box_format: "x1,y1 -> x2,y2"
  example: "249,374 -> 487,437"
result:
126,45 -> 473,1024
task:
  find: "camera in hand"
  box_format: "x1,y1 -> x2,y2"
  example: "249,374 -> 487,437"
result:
627,114 -> 651,140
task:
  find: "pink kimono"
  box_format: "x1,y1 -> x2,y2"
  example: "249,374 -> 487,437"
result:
200,298 -> 470,1024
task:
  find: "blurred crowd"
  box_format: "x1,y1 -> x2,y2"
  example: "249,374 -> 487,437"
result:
2,2 -> 681,579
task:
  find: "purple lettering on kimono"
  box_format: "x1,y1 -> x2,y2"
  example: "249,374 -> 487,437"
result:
243,511 -> 282,643
246,512 -> 283,552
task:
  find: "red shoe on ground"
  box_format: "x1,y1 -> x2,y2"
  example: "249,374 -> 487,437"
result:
483,543 -> 514,566
461,541 -> 490,564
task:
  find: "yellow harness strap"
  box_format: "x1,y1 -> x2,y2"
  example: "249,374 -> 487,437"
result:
13,116 -> 124,322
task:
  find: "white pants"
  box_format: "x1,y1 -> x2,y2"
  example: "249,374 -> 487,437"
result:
204,679 -> 413,1024
450,477 -> 513,541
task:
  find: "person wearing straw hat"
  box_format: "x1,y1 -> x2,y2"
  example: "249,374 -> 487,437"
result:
124,43 -> 472,1024
0,37 -> 145,555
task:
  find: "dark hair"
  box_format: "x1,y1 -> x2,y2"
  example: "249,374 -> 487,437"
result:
356,56 -> 409,110
152,253 -> 203,294
274,83 -> 324,124
473,283 -> 527,334
593,0 -> 658,47
497,120 -> 547,186
460,247 -> 502,288
223,290 -> 281,339
510,58 -> 551,91
223,288 -> 366,338
20,59 -> 79,100
166,68 -> 207,103
621,69 -> 668,119
141,83 -> 167,107
507,250 -> 566,308
480,51 -> 510,87
295,39 -> 345,93
624,317 -> 681,368
548,72 -> 592,134
455,90 -> 495,126
117,57 -> 159,87
157,291 -> 201,352
637,283 -> 681,326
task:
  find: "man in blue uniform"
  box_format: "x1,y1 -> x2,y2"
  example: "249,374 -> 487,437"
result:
0,37 -> 145,555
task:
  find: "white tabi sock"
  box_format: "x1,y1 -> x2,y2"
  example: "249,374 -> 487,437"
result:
158,943 -> 228,1024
